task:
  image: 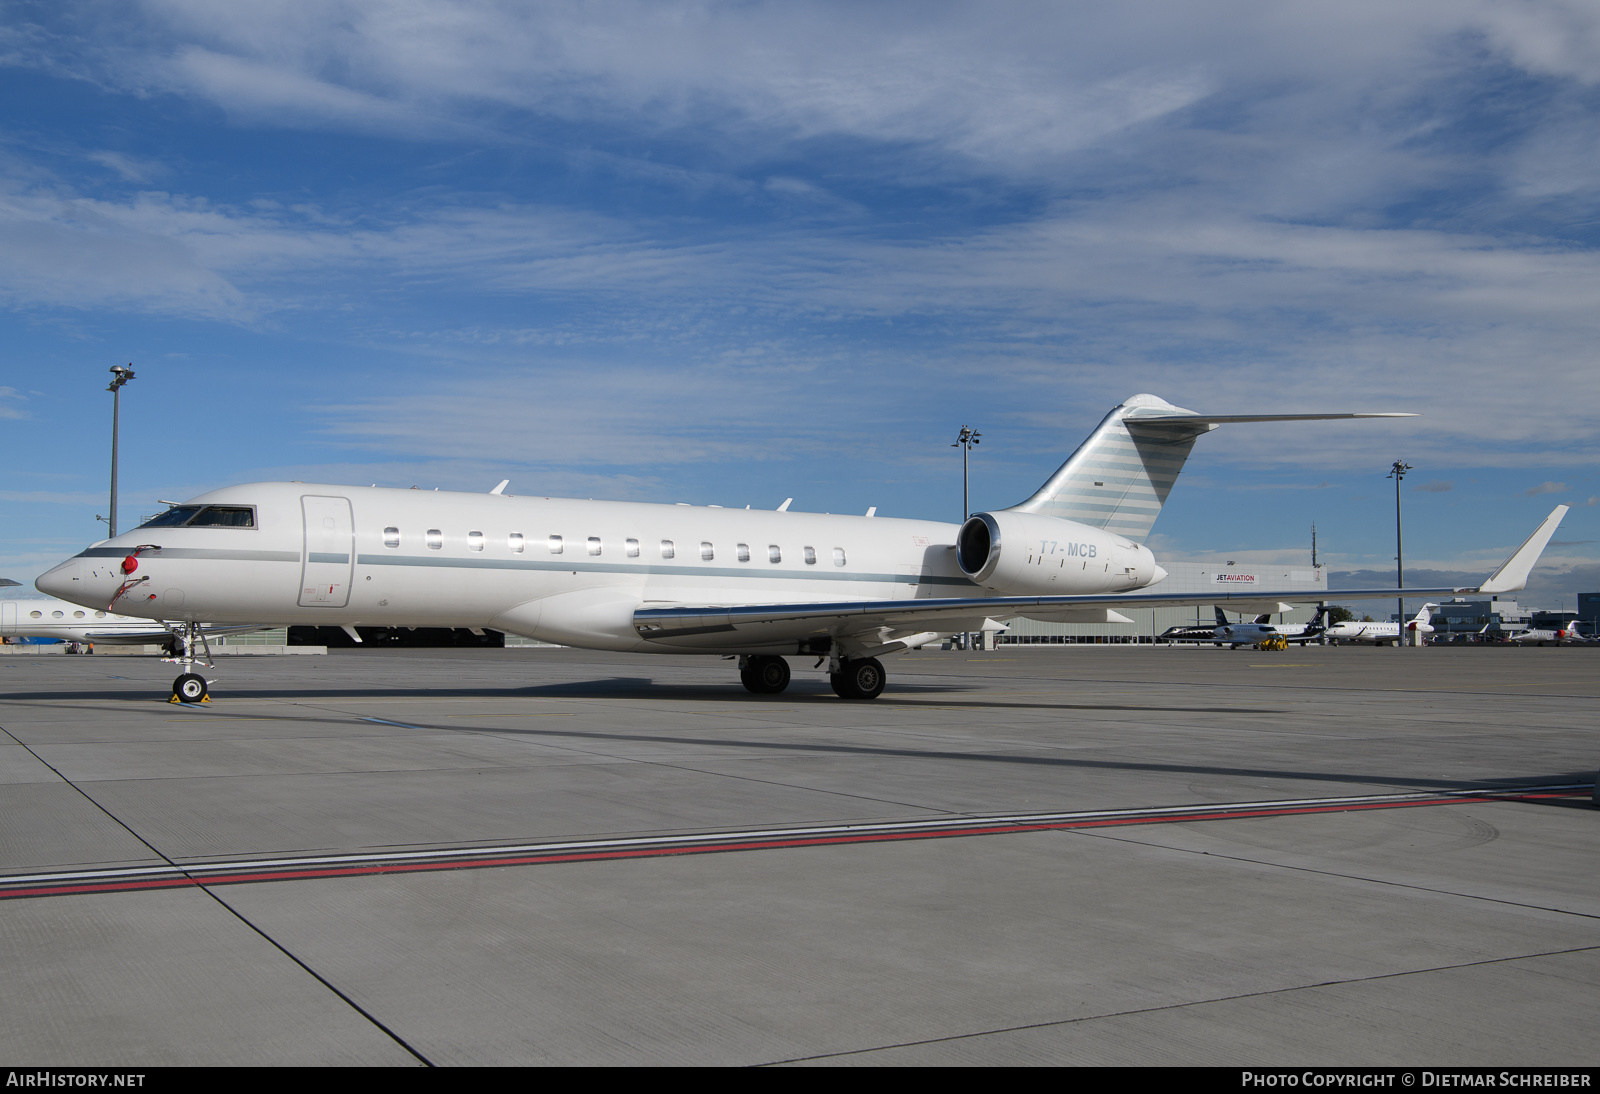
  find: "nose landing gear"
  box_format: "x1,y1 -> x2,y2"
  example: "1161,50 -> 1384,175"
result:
162,621 -> 214,703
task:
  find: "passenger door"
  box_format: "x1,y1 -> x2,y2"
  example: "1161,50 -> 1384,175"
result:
299,495 -> 354,608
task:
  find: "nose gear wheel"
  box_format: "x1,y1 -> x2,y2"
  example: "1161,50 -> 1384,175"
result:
163,620 -> 215,703
172,673 -> 209,703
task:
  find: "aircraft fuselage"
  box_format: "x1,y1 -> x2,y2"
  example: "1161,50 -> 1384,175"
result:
38,482 -> 1160,655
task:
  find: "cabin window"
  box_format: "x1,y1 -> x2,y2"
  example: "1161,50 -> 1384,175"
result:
383,527 -> 400,548
587,537 -> 602,556
804,546 -> 817,565
426,529 -> 443,550
468,531 -> 484,552
549,535 -> 563,554
52,611 -> 63,618
94,611 -> 105,618
28,610 -> 40,619
626,538 -> 640,558
768,545 -> 781,563
73,611 -> 84,618
660,539 -> 675,559
833,547 -> 847,567
737,543 -> 750,562
700,541 -> 714,561
509,533 -> 524,554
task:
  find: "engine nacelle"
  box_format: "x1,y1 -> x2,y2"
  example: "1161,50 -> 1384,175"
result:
957,511 -> 1162,596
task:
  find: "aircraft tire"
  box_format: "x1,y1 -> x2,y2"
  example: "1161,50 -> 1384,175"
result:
173,673 -> 207,703
830,657 -> 886,700
740,655 -> 791,694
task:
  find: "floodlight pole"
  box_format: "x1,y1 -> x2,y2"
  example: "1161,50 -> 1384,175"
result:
952,425 -> 981,521
952,425 -> 982,649
1388,460 -> 1411,644
107,364 -> 135,538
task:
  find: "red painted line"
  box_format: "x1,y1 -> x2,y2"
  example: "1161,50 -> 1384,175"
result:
1,789 -> 1586,901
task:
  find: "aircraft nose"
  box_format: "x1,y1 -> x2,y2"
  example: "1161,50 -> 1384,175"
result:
35,557 -> 82,600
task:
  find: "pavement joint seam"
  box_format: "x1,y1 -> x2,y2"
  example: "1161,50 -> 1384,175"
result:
1077,824 -> 1600,923
0,722 -> 436,1067
756,942 -> 1600,1065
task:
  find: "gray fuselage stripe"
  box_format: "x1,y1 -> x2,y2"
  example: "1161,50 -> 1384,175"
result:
75,545 -> 978,588
76,547 -> 301,563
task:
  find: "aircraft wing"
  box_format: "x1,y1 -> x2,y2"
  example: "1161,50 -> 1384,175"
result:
633,585 -> 1468,652
635,506 -> 1568,655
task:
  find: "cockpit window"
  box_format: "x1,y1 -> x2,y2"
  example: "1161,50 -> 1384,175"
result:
188,507 -> 256,528
138,506 -> 203,528
136,505 -> 255,529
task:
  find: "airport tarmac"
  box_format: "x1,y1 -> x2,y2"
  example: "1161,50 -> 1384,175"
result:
1,644 -> 1596,1066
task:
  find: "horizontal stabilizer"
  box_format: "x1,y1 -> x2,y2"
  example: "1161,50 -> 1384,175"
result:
1228,601 -> 1297,617
1137,413 -> 1415,425
1009,395 -> 1416,543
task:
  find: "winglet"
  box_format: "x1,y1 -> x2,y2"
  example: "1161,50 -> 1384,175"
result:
1478,506 -> 1569,594
490,480 -> 510,495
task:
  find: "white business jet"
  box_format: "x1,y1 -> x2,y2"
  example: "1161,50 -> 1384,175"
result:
1505,623 -> 1587,646
0,594 -> 264,653
1326,605 -> 1436,646
34,394 -> 1569,703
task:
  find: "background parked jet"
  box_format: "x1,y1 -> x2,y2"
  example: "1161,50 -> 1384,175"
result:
1326,605 -> 1436,646
1505,624 -> 1587,646
1,594 -> 266,653
1163,605 -> 1329,647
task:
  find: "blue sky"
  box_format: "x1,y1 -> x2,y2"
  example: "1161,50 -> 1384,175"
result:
4,1 -> 1600,604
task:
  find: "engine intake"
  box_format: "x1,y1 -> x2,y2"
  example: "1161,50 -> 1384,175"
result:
956,511 -> 1157,596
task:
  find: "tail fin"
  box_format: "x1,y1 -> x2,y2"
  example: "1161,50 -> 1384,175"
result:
1214,606 -> 1230,626
1006,395 -> 1416,542
1412,604 -> 1437,625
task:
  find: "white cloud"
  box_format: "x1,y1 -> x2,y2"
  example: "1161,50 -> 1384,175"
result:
0,386 -> 26,420
76,1 -> 1581,178
86,151 -> 168,184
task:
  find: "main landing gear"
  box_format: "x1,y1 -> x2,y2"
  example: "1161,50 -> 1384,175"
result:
163,621 -> 213,704
829,656 -> 886,701
736,654 -> 886,699
739,655 -> 792,694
